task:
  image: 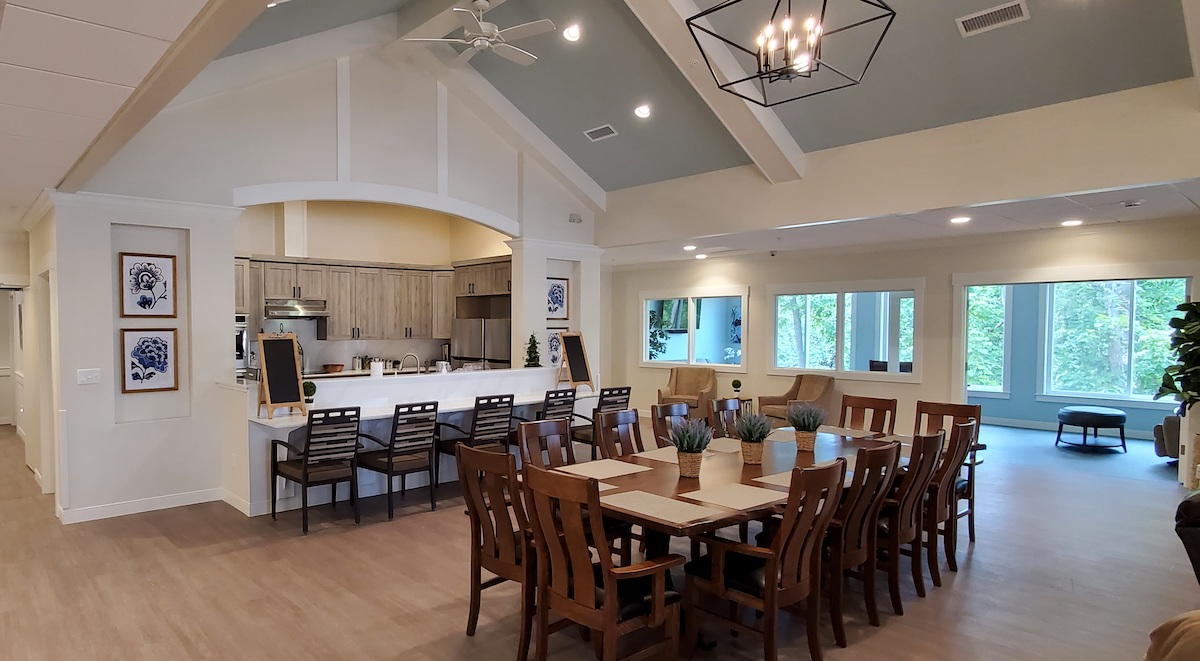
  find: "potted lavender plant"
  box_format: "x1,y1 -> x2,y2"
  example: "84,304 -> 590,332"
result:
787,403 -> 825,452
669,418 -> 712,478
734,413 -> 771,465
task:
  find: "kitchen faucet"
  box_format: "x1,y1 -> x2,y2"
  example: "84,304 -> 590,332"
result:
399,352 -> 421,374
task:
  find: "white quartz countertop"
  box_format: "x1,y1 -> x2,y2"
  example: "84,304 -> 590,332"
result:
302,367 -> 432,379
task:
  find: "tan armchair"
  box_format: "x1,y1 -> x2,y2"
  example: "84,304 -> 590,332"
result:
758,374 -> 836,427
1155,415 -> 1181,459
658,367 -> 716,419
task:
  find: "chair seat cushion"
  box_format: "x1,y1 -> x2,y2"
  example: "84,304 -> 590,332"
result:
276,459 -> 352,483
1057,406 -> 1126,427
761,404 -> 788,420
591,564 -> 681,622
954,477 -> 969,496
683,552 -> 768,598
660,396 -> 699,408
572,426 -> 595,444
358,449 -> 430,474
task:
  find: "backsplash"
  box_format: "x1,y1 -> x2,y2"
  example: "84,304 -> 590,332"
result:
249,319 -> 445,373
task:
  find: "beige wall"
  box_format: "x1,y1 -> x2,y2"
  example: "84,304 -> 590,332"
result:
449,215 -> 512,262
607,215 -> 1200,434
234,203 -> 277,256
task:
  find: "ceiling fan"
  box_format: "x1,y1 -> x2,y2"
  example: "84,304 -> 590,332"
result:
406,0 -> 556,67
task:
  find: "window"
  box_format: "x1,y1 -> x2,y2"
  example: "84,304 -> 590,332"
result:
1045,278 -> 1186,398
966,285 -> 1008,391
643,288 -> 747,370
771,280 -> 922,379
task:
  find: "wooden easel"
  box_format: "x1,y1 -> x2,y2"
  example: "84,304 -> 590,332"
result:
257,332 -> 307,419
556,332 -> 594,392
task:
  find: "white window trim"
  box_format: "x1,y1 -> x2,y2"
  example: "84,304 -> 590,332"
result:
965,284 -> 1012,394
640,285 -> 749,374
766,278 -> 924,384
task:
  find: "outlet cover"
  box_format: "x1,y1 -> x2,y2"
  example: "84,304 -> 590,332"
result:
77,368 -> 101,385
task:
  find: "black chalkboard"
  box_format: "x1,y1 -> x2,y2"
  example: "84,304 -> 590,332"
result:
259,335 -> 303,417
559,333 -> 593,389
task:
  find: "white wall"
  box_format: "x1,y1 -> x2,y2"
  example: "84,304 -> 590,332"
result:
22,206 -> 56,493
0,292 -> 13,426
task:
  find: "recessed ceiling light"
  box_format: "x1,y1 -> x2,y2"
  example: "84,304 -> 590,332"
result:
683,245 -> 697,251
695,254 -> 708,260
1061,219 -> 1083,227
950,216 -> 971,224
563,24 -> 581,42
634,104 -> 651,119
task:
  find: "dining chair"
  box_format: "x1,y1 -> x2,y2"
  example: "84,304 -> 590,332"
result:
683,460 -> 845,661
572,386 -> 632,460
708,397 -> 743,439
357,401 -> 439,518
825,443 -> 901,647
270,406 -> 364,534
523,464 -> 685,661
838,395 -> 897,434
875,431 -> 944,615
923,420 -> 978,587
651,402 -> 689,449
595,409 -> 647,459
511,388 -> 578,451
436,394 -> 516,476
913,400 -> 985,543
456,443 -> 535,661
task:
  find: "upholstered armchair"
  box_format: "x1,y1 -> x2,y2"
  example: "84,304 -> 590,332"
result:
1155,415 -> 1181,459
658,367 -> 716,419
758,374 -> 836,427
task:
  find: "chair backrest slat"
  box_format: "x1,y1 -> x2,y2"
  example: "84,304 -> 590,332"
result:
709,398 -> 742,439
773,460 -> 845,593
305,407 -> 361,464
914,401 -> 981,444
836,443 -> 901,564
651,402 -> 689,448
469,394 -> 515,444
518,419 -> 576,469
931,421 -> 978,516
891,432 -> 945,543
596,409 -> 645,458
596,387 -> 632,413
457,444 -> 527,569
839,395 -> 897,434
390,401 -> 438,455
524,465 -> 611,612
540,388 -> 577,421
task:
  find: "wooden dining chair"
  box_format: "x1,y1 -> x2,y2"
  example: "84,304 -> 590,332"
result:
456,443 -> 535,661
683,460 -> 845,661
875,431 -> 944,615
914,400 -> 984,543
838,395 -> 897,434
512,388 -> 578,450
572,386 -> 632,459
435,394 -> 515,475
708,397 -> 743,439
358,401 -> 439,518
270,406 -> 364,535
825,443 -> 901,647
923,420 -> 978,587
595,409 -> 647,459
523,465 -> 685,661
650,402 -> 689,449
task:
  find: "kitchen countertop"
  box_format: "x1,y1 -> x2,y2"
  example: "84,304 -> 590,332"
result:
301,367 -> 433,378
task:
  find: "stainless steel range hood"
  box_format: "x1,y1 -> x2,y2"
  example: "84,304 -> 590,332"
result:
265,299 -> 329,318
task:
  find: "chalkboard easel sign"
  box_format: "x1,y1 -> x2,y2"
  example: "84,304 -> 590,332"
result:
556,332 -> 593,391
257,332 -> 306,419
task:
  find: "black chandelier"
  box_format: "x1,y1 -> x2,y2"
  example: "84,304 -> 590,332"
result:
686,0 -> 896,108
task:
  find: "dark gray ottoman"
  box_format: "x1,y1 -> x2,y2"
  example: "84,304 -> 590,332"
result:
1055,405 -> 1127,452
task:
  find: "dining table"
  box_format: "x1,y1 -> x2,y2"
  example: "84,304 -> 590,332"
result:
552,425 -> 913,557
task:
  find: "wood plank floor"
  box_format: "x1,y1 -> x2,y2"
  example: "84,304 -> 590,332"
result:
0,424 -> 1194,660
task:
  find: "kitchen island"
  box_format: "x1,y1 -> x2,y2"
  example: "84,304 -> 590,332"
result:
223,367 -> 573,517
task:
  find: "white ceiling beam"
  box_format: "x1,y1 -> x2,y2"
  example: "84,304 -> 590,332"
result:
623,0 -> 804,184
1184,0 -> 1200,99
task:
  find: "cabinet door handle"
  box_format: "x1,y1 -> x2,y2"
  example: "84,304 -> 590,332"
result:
507,280 -> 511,292
297,286 -> 302,299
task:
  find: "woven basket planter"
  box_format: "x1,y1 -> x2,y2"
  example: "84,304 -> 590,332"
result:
678,451 -> 703,478
795,430 -> 817,452
741,441 -> 764,465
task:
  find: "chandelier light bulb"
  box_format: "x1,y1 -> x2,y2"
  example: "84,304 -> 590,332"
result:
764,23 -> 774,37
768,38 -> 777,52
756,33 -> 766,47
813,24 -> 822,36
789,38 -> 798,52
805,15 -> 817,31
782,16 -> 792,32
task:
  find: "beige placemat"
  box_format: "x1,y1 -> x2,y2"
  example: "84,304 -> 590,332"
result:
754,456 -> 856,488
766,428 -> 797,443
600,490 -> 723,525
878,434 -> 914,443
679,483 -> 788,510
555,459 -> 654,480
635,445 -> 679,464
818,425 -> 876,439
708,437 -> 743,453
597,482 -> 618,492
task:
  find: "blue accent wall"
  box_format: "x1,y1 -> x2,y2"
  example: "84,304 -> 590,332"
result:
968,283 -> 1172,436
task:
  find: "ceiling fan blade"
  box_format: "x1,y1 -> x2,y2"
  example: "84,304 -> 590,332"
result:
451,46 -> 481,67
405,37 -> 470,43
452,7 -> 485,35
498,19 -> 555,42
492,43 -> 538,66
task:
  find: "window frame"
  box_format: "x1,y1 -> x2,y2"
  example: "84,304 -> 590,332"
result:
767,278 -> 924,384
640,285 -> 749,373
965,284 -> 1012,398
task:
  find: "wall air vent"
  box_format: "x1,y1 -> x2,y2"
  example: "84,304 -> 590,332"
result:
957,1 -> 1029,38
584,124 -> 618,142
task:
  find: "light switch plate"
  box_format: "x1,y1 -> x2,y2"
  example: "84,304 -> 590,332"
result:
77,368 -> 101,385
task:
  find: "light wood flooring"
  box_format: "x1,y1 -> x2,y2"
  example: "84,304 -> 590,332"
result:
0,424 -> 1195,660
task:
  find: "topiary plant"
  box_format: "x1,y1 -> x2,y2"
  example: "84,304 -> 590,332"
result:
303,380 -> 316,401
731,379 -> 742,392
786,403 -> 825,432
524,333 -> 541,368
734,413 -> 771,444
1157,301 -> 1200,415
669,418 -> 713,454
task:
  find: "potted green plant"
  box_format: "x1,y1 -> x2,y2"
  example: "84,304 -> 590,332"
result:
734,413 -> 771,465
787,403 -> 825,452
524,333 -> 541,368
731,378 -> 742,395
302,380 -> 316,405
669,418 -> 712,478
1157,301 -> 1200,415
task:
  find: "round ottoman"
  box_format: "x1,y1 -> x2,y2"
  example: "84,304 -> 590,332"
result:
1056,405 -> 1127,452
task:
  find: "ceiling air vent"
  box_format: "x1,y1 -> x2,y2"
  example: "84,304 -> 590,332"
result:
584,124 -> 618,142
957,1 -> 1029,38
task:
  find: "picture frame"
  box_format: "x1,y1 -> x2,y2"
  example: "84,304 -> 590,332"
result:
121,328 -> 179,393
547,327 -> 568,365
546,277 -> 569,321
120,252 -> 177,318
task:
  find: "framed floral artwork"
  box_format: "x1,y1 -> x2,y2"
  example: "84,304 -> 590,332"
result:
120,253 -> 176,318
547,277 -> 569,321
547,327 -> 568,365
121,328 -> 178,393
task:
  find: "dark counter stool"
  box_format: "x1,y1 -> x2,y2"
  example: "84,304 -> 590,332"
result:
1055,405 -> 1127,452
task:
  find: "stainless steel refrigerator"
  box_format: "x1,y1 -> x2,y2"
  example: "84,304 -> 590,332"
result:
451,319 -> 511,369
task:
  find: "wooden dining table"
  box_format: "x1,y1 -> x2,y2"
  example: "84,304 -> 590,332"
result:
552,426 -> 911,556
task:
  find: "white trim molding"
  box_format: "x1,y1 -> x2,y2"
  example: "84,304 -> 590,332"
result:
59,488 -> 224,525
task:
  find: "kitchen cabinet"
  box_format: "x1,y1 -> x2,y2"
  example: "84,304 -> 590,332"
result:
248,261 -> 264,334
384,270 -> 434,339
234,258 -> 249,313
296,264 -> 327,300
490,262 -> 511,294
432,272 -> 454,339
325,267 -> 356,340
454,259 -> 510,296
262,262 -> 326,299
354,268 -> 386,339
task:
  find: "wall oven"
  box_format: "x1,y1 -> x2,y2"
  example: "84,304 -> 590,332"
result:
235,314 -> 249,369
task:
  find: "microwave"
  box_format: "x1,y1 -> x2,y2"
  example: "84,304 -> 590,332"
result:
235,314 -> 249,367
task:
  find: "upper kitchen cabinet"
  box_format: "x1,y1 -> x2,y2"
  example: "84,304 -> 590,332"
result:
263,262 -> 327,300
262,262 -> 296,299
383,270 -> 435,339
297,264 -> 328,300
234,258 -> 249,313
325,267 -> 356,340
490,262 -> 511,295
453,257 -> 511,296
326,266 -> 385,340
432,272 -> 454,339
